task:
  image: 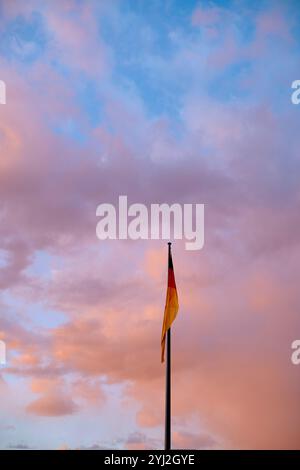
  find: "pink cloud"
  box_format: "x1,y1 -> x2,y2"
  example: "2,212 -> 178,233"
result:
256,9 -> 292,42
27,392 -> 78,417
0,0 -> 299,449
191,7 -> 222,28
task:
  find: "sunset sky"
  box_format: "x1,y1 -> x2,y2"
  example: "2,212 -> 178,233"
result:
1,0 -> 300,450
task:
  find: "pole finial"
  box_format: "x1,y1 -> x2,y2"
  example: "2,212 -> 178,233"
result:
168,242 -> 172,245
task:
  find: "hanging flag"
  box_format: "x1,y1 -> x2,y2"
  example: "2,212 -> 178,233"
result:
161,243 -> 179,362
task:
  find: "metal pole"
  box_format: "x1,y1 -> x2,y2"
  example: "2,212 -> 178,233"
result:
165,326 -> 171,450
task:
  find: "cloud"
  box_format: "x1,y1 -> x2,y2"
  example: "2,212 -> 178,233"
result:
26,392 -> 78,417
77,443 -> 111,450
172,430 -> 217,450
124,432 -> 161,450
8,443 -> 33,450
191,6 -> 222,28
0,0 -> 300,450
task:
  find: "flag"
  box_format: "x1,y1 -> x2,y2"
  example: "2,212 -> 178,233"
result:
161,244 -> 179,362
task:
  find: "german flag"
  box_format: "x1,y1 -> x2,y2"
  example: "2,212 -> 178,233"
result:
161,243 -> 179,362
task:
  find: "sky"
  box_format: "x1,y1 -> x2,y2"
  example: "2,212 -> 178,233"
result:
0,0 -> 300,450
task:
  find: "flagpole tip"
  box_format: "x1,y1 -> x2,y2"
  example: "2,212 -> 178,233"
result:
168,242 -> 172,245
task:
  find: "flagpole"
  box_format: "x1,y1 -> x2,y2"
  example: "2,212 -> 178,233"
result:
165,327 -> 171,450
165,242 -> 172,450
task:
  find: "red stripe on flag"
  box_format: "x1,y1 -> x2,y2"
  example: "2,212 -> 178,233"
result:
168,268 -> 176,289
